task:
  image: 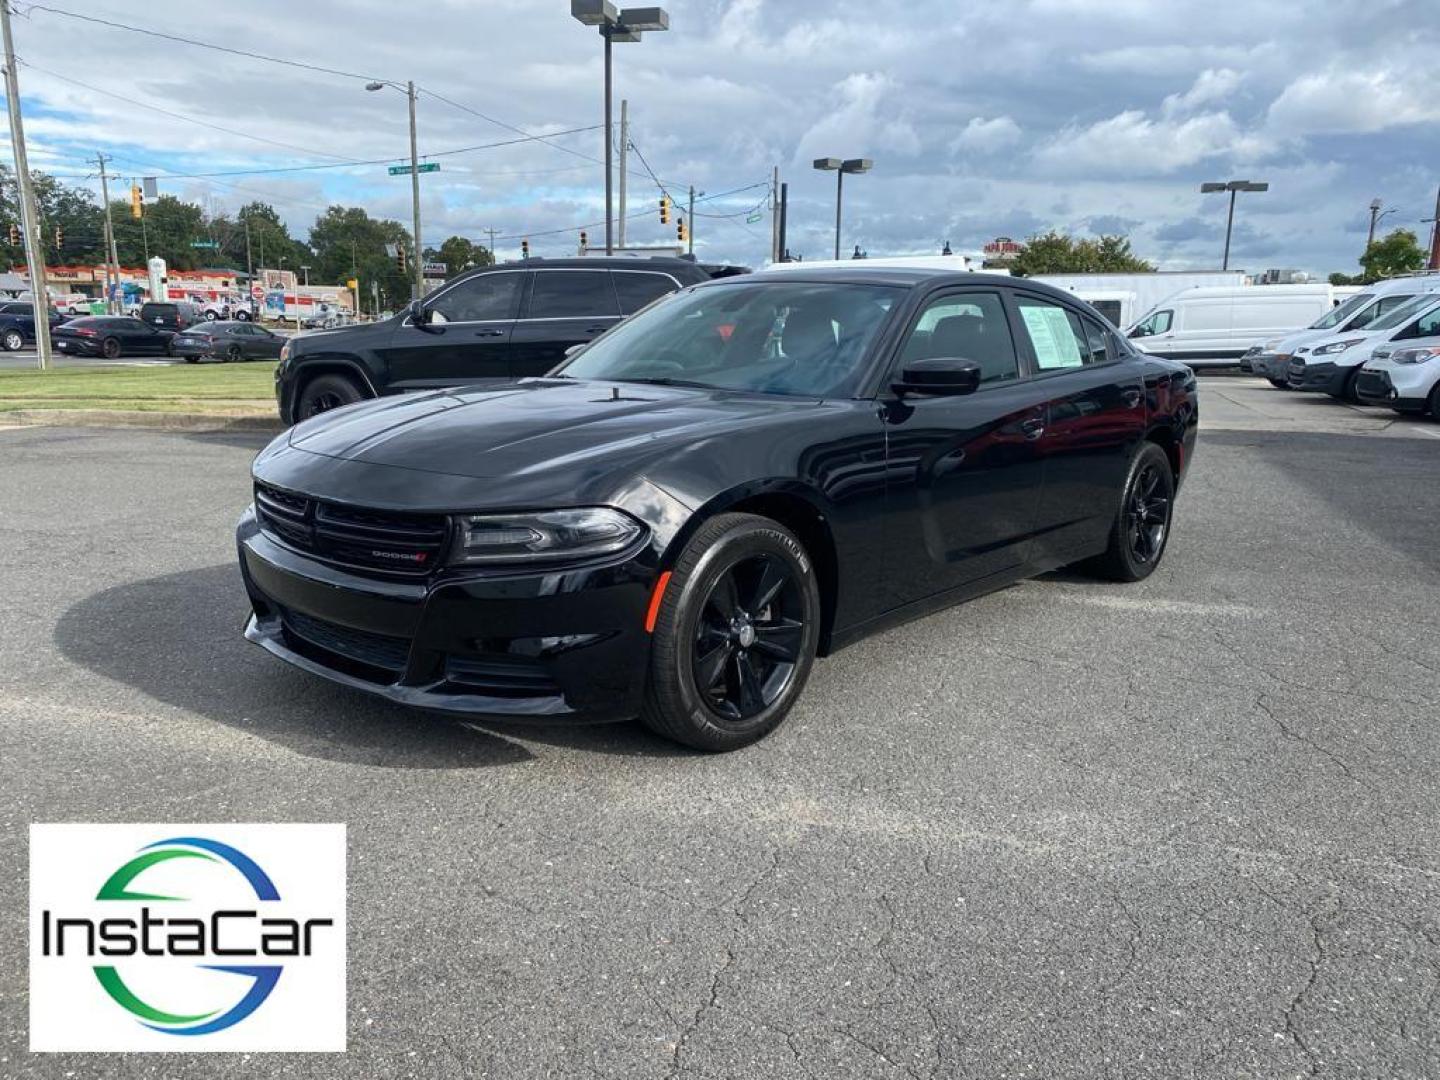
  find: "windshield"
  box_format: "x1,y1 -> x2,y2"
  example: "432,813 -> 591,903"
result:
1308,292 -> 1373,330
1370,294 -> 1439,332
557,281 -> 902,397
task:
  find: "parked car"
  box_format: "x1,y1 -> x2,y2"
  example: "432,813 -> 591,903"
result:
200,298 -> 251,322
1285,294 -> 1440,400
273,257 -> 717,424
1243,275 -> 1440,386
1355,310 -> 1440,419
139,300 -> 204,332
1127,284 -> 1341,366
171,320 -> 285,363
51,316 -> 176,359
238,267 -> 1197,750
0,299 -> 65,350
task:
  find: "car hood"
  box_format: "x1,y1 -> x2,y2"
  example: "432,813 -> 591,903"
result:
283,378 -> 825,481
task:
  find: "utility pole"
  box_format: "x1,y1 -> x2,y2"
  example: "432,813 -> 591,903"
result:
406,80 -> 423,299
1367,198 -> 1381,251
485,227 -> 497,262
1,0 -> 52,368
770,165 -> 779,264
94,153 -> 121,315
778,182 -> 788,261
1428,185 -> 1440,271
617,98 -> 628,251
687,185 -> 695,256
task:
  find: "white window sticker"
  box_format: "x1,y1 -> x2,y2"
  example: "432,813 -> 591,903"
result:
1020,304 -> 1084,370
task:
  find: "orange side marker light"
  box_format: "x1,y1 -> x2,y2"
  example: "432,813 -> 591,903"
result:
644,571 -> 673,633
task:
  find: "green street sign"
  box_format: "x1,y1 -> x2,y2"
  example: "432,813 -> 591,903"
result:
388,163 -> 440,176
190,240 -> 219,248
746,211 -> 763,224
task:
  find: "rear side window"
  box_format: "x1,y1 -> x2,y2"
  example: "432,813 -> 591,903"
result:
427,272 -> 521,323
1081,318 -> 1110,364
526,270 -> 619,319
1353,294 -> 1416,328
613,271 -> 678,315
1016,297 -> 1090,370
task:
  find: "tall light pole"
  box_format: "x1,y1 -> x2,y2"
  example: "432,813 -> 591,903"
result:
366,79 -> 424,298
1366,197 -> 1397,251
1200,179 -> 1268,271
813,157 -> 872,261
1,1 -> 52,368
570,3 -> 669,255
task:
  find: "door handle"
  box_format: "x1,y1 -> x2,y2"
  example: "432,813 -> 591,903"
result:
1121,388 -> 1143,408
1021,417 -> 1046,440
472,328 -> 504,337
584,325 -> 611,334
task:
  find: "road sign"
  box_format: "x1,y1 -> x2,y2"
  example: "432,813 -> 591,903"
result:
388,162 -> 440,176
422,261 -> 447,278
190,240 -> 218,249
251,284 -> 265,300
746,211 -> 763,224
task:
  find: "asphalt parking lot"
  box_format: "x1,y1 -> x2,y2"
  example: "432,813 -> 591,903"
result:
2,377 -> 1438,1079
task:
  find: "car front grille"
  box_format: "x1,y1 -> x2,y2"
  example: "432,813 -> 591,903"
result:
1355,370 -> 1390,398
281,607 -> 411,676
444,653 -> 560,697
255,481 -> 450,575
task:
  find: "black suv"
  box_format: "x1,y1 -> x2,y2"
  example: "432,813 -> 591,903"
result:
0,300 -> 65,351
274,257 -> 720,423
139,300 -> 203,332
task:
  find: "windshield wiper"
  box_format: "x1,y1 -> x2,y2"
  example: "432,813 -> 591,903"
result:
614,376 -> 714,389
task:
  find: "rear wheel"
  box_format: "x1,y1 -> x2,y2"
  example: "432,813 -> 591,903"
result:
296,372 -> 364,420
1267,377 -> 1289,389
2,329 -> 23,351
204,310 -> 219,321
225,344 -> 243,362
1081,443 -> 1175,583
102,336 -> 121,360
641,513 -> 820,752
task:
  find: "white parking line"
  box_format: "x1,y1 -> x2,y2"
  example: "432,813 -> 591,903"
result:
1413,426 -> 1440,439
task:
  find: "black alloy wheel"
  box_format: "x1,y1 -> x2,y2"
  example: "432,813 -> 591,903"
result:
226,344 -> 244,362
102,336 -> 121,359
642,513 -> 820,751
691,552 -> 805,722
1082,442 -> 1175,582
296,373 -> 364,420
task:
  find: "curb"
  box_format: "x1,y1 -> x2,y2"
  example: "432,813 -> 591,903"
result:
2,409 -> 283,434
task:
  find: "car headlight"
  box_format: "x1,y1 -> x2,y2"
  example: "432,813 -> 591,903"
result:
450,507 -> 645,565
279,341 -> 291,363
1312,339 -> 1363,355
1392,346 -> 1440,365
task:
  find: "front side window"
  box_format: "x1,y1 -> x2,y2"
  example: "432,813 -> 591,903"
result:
426,272 -> 521,323
1311,291 -> 1373,329
898,292 -> 1018,384
1350,293 -> 1416,329
1016,297 -> 1089,370
1409,304 -> 1440,338
526,270 -> 619,319
559,281 -> 900,397
1368,294 -> 1435,332
613,272 -> 679,315
1130,309 -> 1172,337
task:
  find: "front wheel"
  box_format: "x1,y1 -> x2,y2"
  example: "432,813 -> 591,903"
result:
296,372 -> 364,420
102,336 -> 122,360
204,310 -> 219,321
233,309 -> 250,322
1429,385 -> 1440,423
1081,443 -> 1175,582
641,513 -> 821,752
225,344 -> 243,362
1267,377 -> 1289,389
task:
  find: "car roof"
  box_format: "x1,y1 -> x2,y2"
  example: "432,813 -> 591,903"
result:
697,265 -> 1081,301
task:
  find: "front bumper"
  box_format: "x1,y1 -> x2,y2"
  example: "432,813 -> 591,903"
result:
1248,352 -> 1292,379
237,507 -> 656,722
1355,365 -> 1434,412
1286,359 -> 1351,394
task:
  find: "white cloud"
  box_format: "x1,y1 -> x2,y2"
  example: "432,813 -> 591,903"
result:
1267,68 -> 1440,135
950,116 -> 1022,155
792,73 -> 920,165
1162,68 -> 1243,116
1034,109 -> 1272,176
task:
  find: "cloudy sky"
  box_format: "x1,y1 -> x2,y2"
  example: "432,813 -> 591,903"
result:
5,0 -> 1437,275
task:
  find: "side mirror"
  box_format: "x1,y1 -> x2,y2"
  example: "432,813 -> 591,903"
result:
1126,327 -> 1143,338
892,356 -> 982,398
563,342 -> 587,359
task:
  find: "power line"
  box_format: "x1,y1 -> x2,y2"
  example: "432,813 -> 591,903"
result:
490,180 -> 769,241
417,86 -> 602,167
20,4 -> 393,84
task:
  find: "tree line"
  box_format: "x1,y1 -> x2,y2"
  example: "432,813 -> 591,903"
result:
0,165 -> 492,308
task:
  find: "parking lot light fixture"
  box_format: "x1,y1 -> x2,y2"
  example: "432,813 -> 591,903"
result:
814,157 -> 873,260
570,2 -> 669,255
1201,179 -> 1268,270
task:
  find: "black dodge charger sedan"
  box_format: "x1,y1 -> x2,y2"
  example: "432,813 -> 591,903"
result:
238,268 -> 1197,751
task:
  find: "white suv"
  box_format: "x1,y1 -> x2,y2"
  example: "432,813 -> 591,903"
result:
1285,293 -> 1440,401
1355,299 -> 1440,419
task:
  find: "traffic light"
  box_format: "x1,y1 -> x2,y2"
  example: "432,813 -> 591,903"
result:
7,223 -> 18,246
396,245 -> 407,273
676,218 -> 687,244
579,230 -> 588,250
53,224 -> 63,249
659,196 -> 670,225
130,184 -> 144,219
521,238 -> 530,259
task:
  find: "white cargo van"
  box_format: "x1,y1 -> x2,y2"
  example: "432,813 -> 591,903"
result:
1031,271 -> 1246,330
1127,284 -> 1341,366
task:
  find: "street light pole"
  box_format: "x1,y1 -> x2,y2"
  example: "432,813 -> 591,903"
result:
366,79 -> 424,299
814,157 -> 873,262
1200,180 -> 1268,271
571,3 -> 669,258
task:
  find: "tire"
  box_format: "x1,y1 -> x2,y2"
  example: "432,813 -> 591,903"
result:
296,372 -> 365,420
225,344 -> 243,362
641,513 -> 821,752
102,337 -> 121,360
1267,377 -> 1289,389
1080,443 -> 1175,583
204,310 -> 219,321
1330,368 -> 1361,403
2,329 -> 23,351
234,309 -> 250,322
1429,385 -> 1440,423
